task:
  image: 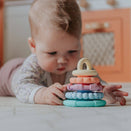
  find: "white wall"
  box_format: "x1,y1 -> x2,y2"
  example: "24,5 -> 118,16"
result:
3,0 -> 131,62
4,5 -> 31,62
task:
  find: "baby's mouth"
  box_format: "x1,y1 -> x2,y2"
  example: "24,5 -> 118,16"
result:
57,67 -> 65,71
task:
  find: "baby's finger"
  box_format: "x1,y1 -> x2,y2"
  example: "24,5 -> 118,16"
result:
55,83 -> 67,92
52,88 -> 65,100
105,85 -> 122,91
113,90 -> 128,97
62,84 -> 68,92
46,94 -> 63,105
116,96 -> 126,106
51,102 -> 62,105
51,95 -> 63,105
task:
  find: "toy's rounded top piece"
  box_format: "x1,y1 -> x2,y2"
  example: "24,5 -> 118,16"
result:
72,58 -> 98,76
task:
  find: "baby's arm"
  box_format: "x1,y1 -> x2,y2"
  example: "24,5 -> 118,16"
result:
11,54 -> 48,104
103,85 -> 128,105
94,68 -> 128,105
34,83 -> 67,105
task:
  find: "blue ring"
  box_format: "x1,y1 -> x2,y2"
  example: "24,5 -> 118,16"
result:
76,90 -> 93,93
65,92 -> 104,100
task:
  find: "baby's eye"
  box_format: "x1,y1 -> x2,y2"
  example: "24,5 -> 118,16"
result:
47,52 -> 57,55
68,50 -> 78,54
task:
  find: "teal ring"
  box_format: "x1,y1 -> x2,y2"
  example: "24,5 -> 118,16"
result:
63,100 -> 106,107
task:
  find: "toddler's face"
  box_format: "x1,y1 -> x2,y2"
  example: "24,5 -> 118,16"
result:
33,29 -> 81,75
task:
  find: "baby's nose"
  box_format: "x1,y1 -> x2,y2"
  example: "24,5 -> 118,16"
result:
57,56 -> 68,63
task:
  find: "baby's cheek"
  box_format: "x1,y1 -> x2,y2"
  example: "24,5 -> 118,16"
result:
44,64 -> 55,72
73,55 -> 79,63
38,60 -> 54,71
68,57 -> 78,70
46,64 -> 55,72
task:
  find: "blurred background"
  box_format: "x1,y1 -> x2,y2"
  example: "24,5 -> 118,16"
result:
0,0 -> 131,82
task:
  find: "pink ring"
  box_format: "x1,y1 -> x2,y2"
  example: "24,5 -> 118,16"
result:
67,83 -> 103,91
70,77 -> 100,84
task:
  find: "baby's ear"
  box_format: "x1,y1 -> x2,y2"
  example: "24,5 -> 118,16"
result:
28,37 -> 36,53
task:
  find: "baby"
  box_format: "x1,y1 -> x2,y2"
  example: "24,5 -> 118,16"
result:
0,0 -> 128,105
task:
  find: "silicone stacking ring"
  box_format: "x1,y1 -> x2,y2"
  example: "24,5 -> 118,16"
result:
72,58 -> 97,76
63,100 -> 106,107
77,58 -> 92,70
70,77 -> 100,84
77,90 -> 93,93
65,92 -> 104,100
67,83 -> 102,91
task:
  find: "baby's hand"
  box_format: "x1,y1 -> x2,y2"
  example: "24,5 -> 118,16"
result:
34,83 -> 67,105
103,85 -> 128,105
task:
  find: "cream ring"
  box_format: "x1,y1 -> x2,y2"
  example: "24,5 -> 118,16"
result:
72,58 -> 97,76
70,77 -> 100,84
73,70 -> 97,76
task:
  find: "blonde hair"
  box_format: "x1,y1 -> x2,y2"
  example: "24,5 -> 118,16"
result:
29,0 -> 81,39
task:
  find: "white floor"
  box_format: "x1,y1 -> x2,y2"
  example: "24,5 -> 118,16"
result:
0,83 -> 131,131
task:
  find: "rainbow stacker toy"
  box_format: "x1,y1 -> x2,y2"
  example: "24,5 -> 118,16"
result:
63,58 -> 106,107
